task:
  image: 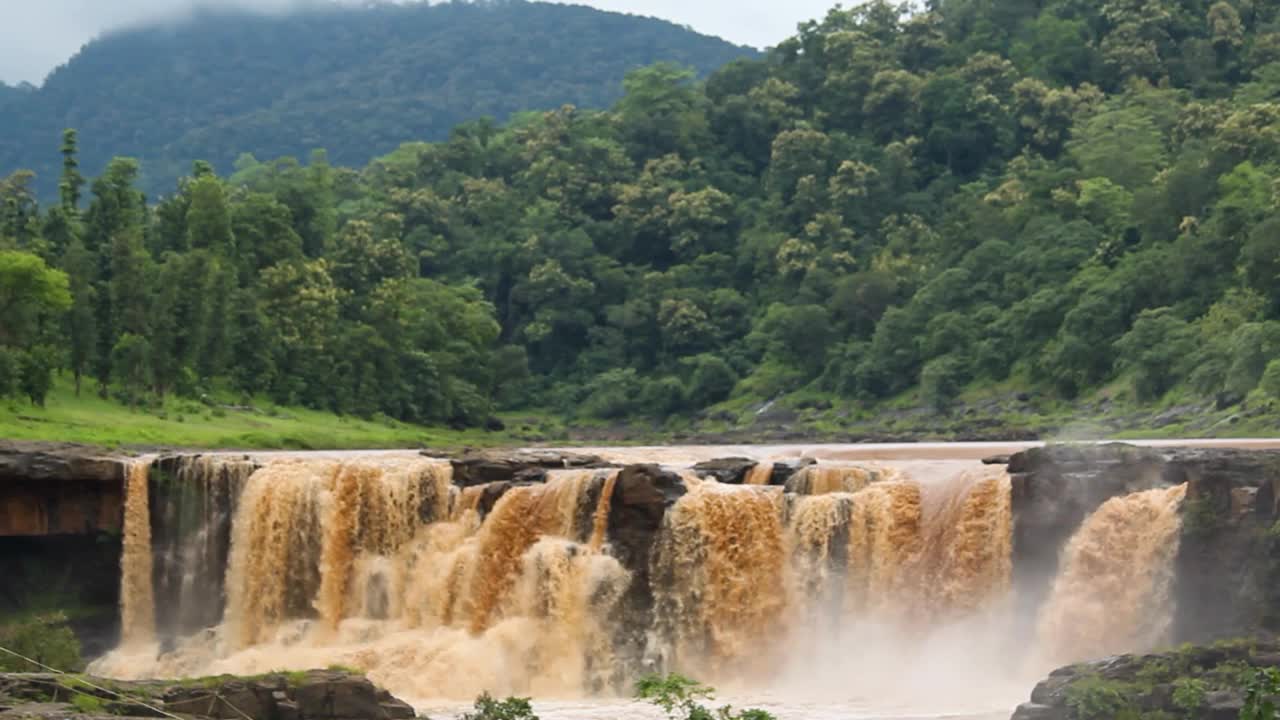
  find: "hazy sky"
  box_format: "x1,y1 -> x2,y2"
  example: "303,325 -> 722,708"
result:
0,0 -> 842,86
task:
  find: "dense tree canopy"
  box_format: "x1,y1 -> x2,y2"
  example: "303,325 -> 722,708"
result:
5,0 -> 1280,425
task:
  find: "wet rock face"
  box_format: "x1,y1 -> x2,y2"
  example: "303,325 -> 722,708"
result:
605,464 -> 688,676
441,449 -> 612,487
1007,443 -> 1280,646
1165,449 -> 1280,642
0,671 -> 415,720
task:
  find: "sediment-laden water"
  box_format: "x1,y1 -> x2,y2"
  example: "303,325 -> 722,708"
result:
91,446 -> 1190,720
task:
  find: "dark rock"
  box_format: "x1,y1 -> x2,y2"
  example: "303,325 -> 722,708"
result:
444,449 -> 613,487
292,671 -> 387,719
477,481 -> 516,516
982,454 -> 1011,465
483,416 -> 506,432
1216,392 -> 1244,410
770,457 -> 815,487
1016,392 -> 1032,402
691,457 -> 758,485
1205,690 -> 1245,720
606,464 -> 688,679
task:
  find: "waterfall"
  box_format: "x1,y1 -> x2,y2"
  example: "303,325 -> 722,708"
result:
786,463 -> 903,495
1036,483 -> 1188,665
89,450 -> 1191,708
151,455 -> 257,640
744,463 -> 773,486
651,483 -> 788,679
118,456 -> 156,646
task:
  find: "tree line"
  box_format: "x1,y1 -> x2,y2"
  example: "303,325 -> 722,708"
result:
4,0 -> 1280,425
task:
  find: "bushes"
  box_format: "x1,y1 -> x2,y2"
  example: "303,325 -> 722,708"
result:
635,673 -> 775,720
920,355 -> 970,412
460,693 -> 538,720
0,613 -> 83,672
685,354 -> 738,409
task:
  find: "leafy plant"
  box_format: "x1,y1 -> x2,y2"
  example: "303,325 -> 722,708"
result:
460,693 -> 538,720
635,673 -> 776,720
1063,677 -> 1131,720
1241,667 -> 1280,720
0,613 -> 83,673
1170,677 -> 1206,718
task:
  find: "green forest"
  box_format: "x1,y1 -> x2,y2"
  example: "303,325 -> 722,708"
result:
0,0 -> 753,198
5,0 -> 1280,444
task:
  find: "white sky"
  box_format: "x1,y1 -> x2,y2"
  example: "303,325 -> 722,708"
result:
0,0 -> 844,86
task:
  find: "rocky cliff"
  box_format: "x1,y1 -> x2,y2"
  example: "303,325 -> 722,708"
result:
0,670 -> 415,720
0,442 -> 128,536
1004,443 -> 1280,647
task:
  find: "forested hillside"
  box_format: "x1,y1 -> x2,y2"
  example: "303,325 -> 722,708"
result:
0,0 -> 754,197
4,0 -> 1280,440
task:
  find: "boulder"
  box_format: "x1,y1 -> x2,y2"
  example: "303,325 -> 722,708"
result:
691,457 -> 758,485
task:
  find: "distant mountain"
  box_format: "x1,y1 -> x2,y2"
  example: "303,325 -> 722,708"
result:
0,0 -> 756,195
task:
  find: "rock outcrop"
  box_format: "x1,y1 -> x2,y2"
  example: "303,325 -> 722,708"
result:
690,457 -> 759,485
606,464 -> 688,675
438,449 -> 612,487
0,671 -> 415,720
0,442 -> 129,536
1011,641 -> 1279,720
1007,443 -> 1171,626
1007,443 -> 1280,646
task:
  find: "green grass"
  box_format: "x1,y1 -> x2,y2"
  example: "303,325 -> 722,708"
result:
70,692 -> 105,714
0,374 -> 512,450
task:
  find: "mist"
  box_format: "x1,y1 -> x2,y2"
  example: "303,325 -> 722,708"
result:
0,0 -> 837,87
0,0 -> 332,86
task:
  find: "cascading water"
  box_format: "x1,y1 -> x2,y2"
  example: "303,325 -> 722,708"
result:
90,450 -> 1194,718
651,482 -> 788,680
744,462 -> 773,486
1036,483 -> 1189,666
786,463 -> 903,496
151,455 -> 257,640
118,456 -> 157,647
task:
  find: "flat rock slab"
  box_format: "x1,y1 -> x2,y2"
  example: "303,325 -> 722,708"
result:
436,449 -> 614,487
0,441 -> 127,485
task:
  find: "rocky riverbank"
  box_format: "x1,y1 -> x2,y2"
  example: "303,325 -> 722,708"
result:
0,670 -> 415,720
1012,640 -> 1280,720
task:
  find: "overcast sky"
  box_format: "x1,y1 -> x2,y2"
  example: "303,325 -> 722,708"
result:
0,0 -> 842,86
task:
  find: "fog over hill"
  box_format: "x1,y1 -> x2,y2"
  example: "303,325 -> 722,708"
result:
0,0 -> 757,195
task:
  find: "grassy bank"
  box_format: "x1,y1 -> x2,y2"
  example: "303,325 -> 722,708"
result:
5,372 -> 1279,451
0,374 -> 511,450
